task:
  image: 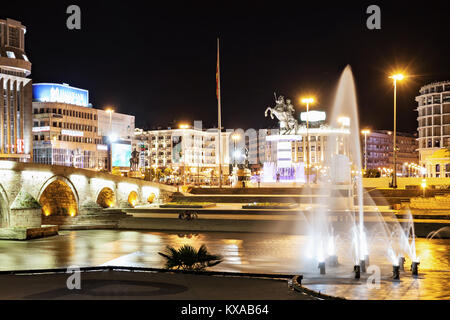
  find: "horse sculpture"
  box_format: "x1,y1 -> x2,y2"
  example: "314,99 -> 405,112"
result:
129,148 -> 140,171
265,95 -> 298,134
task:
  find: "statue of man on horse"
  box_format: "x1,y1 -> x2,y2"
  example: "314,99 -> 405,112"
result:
265,93 -> 299,134
130,148 -> 140,171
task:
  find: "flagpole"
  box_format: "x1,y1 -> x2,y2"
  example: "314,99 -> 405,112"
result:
216,38 -> 223,188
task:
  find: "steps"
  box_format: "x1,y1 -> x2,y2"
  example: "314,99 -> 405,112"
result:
42,209 -> 130,230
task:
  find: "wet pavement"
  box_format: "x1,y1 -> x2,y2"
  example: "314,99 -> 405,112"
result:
0,230 -> 448,300
0,271 -> 309,300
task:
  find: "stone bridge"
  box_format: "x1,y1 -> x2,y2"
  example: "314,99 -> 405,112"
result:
0,161 -> 176,230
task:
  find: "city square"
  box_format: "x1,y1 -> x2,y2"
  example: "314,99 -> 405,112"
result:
0,0 -> 449,310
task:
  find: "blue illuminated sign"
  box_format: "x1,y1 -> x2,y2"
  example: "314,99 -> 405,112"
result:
33,83 -> 89,107
111,143 -> 132,167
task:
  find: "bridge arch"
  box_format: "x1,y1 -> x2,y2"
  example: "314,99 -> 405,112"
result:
96,187 -> 116,208
128,191 -> 139,207
38,175 -> 79,217
0,183 -> 9,227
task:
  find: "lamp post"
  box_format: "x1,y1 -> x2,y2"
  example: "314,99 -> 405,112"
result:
105,108 -> 114,173
232,133 -> 240,167
389,74 -> 404,189
361,129 -> 371,171
106,108 -> 114,135
301,97 -> 315,185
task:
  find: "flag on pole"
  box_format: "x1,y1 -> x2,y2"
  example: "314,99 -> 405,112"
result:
216,43 -> 220,100
216,38 -> 223,188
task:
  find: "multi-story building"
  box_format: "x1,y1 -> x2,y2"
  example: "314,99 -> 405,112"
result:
133,126 -> 231,184
97,109 -> 134,141
32,83 -> 108,169
0,18 -> 33,162
416,81 -> 450,177
362,130 -> 419,175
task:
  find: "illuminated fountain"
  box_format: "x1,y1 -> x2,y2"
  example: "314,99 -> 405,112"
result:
296,65 -> 419,280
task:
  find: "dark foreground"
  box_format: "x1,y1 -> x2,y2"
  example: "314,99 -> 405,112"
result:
0,270 -> 311,300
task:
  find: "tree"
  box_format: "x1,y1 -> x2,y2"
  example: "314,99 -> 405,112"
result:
364,169 -> 381,178
164,167 -> 173,177
158,244 -> 223,271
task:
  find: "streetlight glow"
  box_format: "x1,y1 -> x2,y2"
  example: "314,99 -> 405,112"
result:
301,97 -> 315,104
179,124 -> 190,129
300,97 -> 315,185
390,74 -> 405,81
389,72 -> 407,188
232,133 -> 240,141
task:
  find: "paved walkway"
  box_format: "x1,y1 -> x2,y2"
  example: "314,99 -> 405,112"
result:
0,271 -> 313,300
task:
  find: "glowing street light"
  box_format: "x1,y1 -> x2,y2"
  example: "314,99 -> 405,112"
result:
389,73 -> 406,188
179,124 -> 190,129
421,179 -> 427,198
301,97 -> 315,185
361,129 -> 371,171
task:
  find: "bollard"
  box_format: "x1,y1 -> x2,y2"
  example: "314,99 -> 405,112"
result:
411,261 -> 420,277
360,259 -> 366,273
318,262 -> 326,275
399,257 -> 405,271
354,265 -> 360,279
392,265 -> 400,280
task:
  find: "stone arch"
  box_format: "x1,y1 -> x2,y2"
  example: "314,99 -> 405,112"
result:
38,175 -> 79,217
128,191 -> 139,207
0,183 -> 10,228
96,187 -> 116,208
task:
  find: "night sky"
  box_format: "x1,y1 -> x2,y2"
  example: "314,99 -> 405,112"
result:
2,1 -> 450,132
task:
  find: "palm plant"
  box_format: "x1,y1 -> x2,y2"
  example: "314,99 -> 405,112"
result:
158,244 -> 223,271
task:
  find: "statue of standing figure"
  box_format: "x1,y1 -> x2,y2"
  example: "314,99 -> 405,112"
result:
265,93 -> 299,134
130,148 -> 140,171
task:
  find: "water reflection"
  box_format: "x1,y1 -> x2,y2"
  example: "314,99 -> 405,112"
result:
0,230 -> 448,299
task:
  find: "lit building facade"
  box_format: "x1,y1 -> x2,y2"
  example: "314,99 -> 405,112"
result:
32,83 -> 108,169
262,111 -> 351,183
133,127 -> 231,184
0,18 -> 33,162
97,109 -> 134,141
362,130 -> 419,175
416,81 -> 450,176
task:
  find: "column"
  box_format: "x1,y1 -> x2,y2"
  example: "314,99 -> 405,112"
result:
20,82 -> 24,146
0,78 -> 3,154
6,79 -> 11,154
302,136 -> 306,163
13,80 -> 18,153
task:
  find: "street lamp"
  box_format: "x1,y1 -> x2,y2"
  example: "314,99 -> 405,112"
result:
301,97 -> 315,185
421,179 -> 427,198
389,73 -> 405,188
106,108 -> 114,134
105,108 -> 115,173
232,133 -> 240,167
361,129 -> 371,171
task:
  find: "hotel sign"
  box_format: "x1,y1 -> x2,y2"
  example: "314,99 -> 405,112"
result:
61,130 -> 84,137
300,111 -> 326,122
32,126 -> 50,132
33,83 -> 89,107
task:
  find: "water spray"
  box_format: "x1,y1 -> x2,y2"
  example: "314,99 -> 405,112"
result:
398,256 -> 405,271
360,259 -> 366,273
327,255 -> 339,267
364,254 -> 370,267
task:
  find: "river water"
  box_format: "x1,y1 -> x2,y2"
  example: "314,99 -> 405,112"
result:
0,230 -> 448,299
